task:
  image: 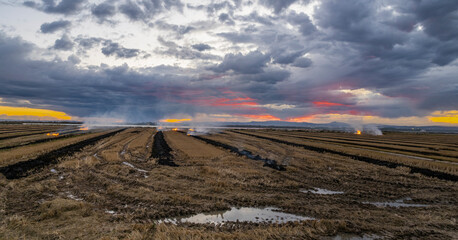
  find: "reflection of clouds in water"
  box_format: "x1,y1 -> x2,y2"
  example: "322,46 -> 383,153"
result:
164,207 -> 313,224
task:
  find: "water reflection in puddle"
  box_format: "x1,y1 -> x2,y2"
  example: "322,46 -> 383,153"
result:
363,198 -> 428,208
301,188 -> 344,195
161,207 -> 313,224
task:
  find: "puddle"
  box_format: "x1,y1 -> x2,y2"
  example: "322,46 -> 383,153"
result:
363,198 -> 428,208
122,161 -> 148,173
161,207 -> 313,224
301,188 -> 344,195
105,210 -> 116,215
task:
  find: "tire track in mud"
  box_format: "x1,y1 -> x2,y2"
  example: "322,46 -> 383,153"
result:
190,134 -> 286,171
143,131 -> 155,161
0,129 -> 125,179
89,129 -> 141,162
232,131 -> 458,182
151,131 -> 178,167
118,137 -> 136,161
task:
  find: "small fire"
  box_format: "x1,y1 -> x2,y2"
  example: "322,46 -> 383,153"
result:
187,128 -> 196,136
355,130 -> 362,135
47,133 -> 59,137
79,126 -> 89,131
172,128 -> 178,131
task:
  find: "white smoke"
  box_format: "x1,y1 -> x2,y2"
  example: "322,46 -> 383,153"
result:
363,125 -> 383,135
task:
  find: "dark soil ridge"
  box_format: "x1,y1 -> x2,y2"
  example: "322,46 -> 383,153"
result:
190,134 -> 286,171
0,129 -> 125,179
232,131 -> 458,182
265,132 -> 457,159
151,131 -> 178,167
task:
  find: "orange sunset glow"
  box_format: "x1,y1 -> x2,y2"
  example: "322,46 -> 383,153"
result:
428,111 -> 458,124
0,106 -> 72,121
241,114 -> 281,121
160,118 -> 192,123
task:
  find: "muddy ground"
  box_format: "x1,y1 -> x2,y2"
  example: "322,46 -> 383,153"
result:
0,126 -> 457,239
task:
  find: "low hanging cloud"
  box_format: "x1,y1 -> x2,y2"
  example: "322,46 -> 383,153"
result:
101,41 -> 141,58
91,1 -> 116,22
24,0 -> 86,15
40,20 -> 71,33
191,43 -> 212,51
119,0 -> 184,22
53,34 -> 74,50
211,51 -> 271,74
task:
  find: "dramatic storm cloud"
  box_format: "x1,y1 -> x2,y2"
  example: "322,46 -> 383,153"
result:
0,0 -> 457,125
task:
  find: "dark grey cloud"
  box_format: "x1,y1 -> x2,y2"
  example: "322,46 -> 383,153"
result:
40,20 -> 71,33
244,69 -> 291,84
156,37 -> 220,60
53,34 -> 73,50
287,11 -> 317,36
119,0 -> 183,22
211,51 -> 271,74
0,33 -> 194,120
75,36 -> 104,49
291,57 -> 312,68
24,0 -> 86,15
217,32 -> 253,43
91,1 -> 116,21
191,43 -> 212,51
67,54 -> 81,64
218,13 -> 235,25
272,50 -> 306,65
101,41 -> 140,58
119,1 -> 143,21
153,21 -> 195,37
4,0 -> 458,123
260,0 -> 301,14
419,87 -> 458,111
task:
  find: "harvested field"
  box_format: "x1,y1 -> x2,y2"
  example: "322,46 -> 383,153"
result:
0,125 -> 457,239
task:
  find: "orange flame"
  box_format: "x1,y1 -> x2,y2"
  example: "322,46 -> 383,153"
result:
47,133 -> 60,136
79,126 -> 89,131
355,130 -> 362,135
189,128 -> 195,131
172,128 -> 178,131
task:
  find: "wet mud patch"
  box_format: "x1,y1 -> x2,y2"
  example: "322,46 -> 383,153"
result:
0,129 -> 125,179
192,135 -> 286,171
151,131 -> 178,167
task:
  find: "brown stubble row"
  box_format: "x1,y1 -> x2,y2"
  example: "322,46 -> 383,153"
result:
0,130 -> 123,168
254,130 -> 458,161
293,130 -> 458,147
232,130 -> 458,176
0,127 -> 457,239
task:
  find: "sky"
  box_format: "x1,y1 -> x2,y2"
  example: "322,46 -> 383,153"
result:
0,0 -> 457,125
